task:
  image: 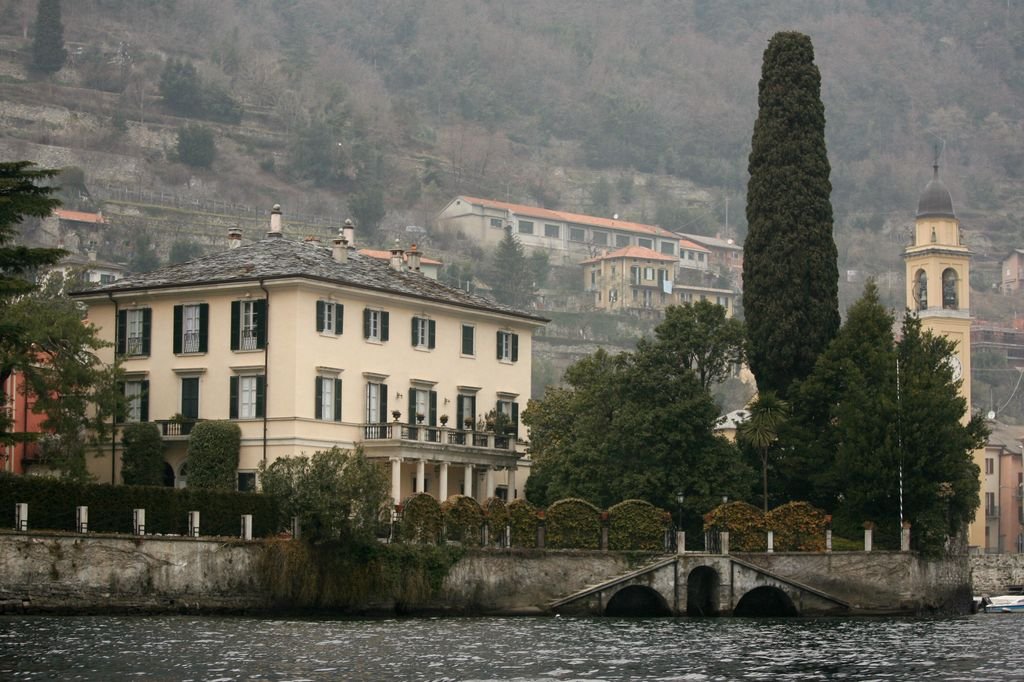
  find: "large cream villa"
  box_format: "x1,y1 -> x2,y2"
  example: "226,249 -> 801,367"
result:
71,208 -> 548,507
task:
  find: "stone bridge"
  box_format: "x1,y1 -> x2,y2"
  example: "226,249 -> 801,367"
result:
545,551 -> 971,617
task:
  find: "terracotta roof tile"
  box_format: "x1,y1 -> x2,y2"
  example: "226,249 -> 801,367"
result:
457,196 -> 676,238
580,245 -> 678,264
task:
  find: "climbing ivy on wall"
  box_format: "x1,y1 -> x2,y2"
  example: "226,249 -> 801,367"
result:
703,501 -> 767,551
607,499 -> 669,551
441,495 -> 483,546
484,497 -> 509,545
766,501 -> 828,551
545,498 -> 601,549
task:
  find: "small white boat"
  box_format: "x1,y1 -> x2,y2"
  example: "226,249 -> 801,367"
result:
981,595 -> 1024,613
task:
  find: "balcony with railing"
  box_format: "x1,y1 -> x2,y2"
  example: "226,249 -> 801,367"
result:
125,335 -> 144,356
239,330 -> 258,350
360,422 -> 518,459
182,331 -> 201,354
154,419 -> 200,439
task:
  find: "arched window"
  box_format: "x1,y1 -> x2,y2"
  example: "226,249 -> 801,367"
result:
914,270 -> 928,311
943,268 -> 959,309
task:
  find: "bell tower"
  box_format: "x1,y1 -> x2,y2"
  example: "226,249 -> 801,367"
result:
903,162 -> 981,545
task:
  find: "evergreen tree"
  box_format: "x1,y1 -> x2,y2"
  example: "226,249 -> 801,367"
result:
743,32 -> 838,399
487,227 -> 536,310
654,300 -> 746,391
31,0 -> 66,75
176,124 -> 216,168
120,422 -> 165,486
158,59 -> 203,116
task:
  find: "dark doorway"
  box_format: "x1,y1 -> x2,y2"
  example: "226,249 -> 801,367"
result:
604,585 -> 672,617
162,462 -> 175,487
733,586 -> 799,617
686,566 -> 720,616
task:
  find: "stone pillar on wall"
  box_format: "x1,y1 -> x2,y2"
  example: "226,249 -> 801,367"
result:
390,457 -> 402,505
508,467 -> 517,499
485,467 -> 496,499
464,466 -> 474,499
439,462 -> 449,501
416,459 -> 426,495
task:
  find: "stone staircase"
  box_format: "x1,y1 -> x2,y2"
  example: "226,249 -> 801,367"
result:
547,555 -> 677,611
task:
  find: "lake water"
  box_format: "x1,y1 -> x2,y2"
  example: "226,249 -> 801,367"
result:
1,613 -> 1022,681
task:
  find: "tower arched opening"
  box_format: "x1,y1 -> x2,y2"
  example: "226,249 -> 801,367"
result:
942,268 -> 959,309
914,269 -> 928,311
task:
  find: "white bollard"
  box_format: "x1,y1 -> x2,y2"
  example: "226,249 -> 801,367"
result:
826,529 -> 833,553
14,503 -> 27,532
187,510 -> 200,538
240,514 -> 253,541
676,531 -> 686,555
864,528 -> 873,552
76,506 -> 88,533
133,508 -> 146,536
291,516 -> 301,540
767,530 -> 774,553
901,523 -> 911,552
720,531 -> 730,555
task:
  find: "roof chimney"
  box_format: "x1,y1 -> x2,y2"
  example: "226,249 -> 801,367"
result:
268,204 -> 283,238
389,239 -> 405,271
228,228 -> 243,249
343,218 -> 355,247
407,243 -> 422,273
332,231 -> 349,263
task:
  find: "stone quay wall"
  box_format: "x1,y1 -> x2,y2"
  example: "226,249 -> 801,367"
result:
970,554 -> 1024,595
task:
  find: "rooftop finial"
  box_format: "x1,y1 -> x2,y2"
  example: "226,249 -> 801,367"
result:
932,139 -> 945,178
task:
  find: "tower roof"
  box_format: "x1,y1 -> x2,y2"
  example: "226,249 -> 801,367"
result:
916,165 -> 955,219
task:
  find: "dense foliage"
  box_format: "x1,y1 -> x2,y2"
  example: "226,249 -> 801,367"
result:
30,0 -> 66,75
484,497 -> 509,544
176,125 -> 216,169
0,473 -> 279,537
400,493 -> 443,544
743,32 -> 838,399
607,499 -> 670,551
440,495 -> 484,546
703,501 -> 768,552
485,227 -> 540,310
120,422 -> 165,486
258,447 -> 389,542
185,421 -> 241,491
782,282 -> 986,554
544,498 -> 601,549
766,502 -> 828,552
654,301 -> 746,391
507,498 -> 539,548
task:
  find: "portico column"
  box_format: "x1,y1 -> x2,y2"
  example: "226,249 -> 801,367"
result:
439,462 -> 449,501
416,459 -> 426,495
390,457 -> 402,506
485,467 -> 496,499
464,466 -> 474,499
508,467 -> 517,499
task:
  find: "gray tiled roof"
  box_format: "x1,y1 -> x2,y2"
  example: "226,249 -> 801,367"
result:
71,236 -> 548,323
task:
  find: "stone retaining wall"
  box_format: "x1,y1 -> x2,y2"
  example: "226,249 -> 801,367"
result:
970,554 -> 1024,595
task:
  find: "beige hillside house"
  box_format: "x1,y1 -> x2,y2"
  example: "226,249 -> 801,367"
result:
71,208 -> 548,507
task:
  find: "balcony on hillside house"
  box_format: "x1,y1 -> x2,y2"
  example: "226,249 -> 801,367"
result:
359,422 -> 522,468
154,419 -> 200,439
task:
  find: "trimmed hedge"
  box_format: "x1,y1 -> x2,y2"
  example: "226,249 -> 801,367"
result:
399,493 -> 442,544
120,422 -> 165,486
703,501 -> 767,551
441,495 -> 483,546
608,499 -> 669,551
767,501 -> 828,551
484,497 -> 509,545
546,497 -> 601,549
507,498 -> 538,547
0,473 -> 278,537
186,420 -> 241,491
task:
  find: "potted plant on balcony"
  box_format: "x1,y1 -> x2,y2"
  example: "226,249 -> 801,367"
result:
464,416 -> 475,430
439,414 -> 449,426
416,413 -> 425,424
392,410 -> 401,421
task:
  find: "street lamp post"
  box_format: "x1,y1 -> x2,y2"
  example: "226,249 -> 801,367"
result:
675,491 -> 685,530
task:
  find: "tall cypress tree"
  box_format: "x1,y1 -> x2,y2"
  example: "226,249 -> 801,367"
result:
31,0 -> 67,75
743,32 -> 838,399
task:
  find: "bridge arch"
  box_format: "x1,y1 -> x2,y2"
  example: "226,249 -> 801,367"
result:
686,566 -> 721,617
604,585 -> 672,617
734,586 -> 798,617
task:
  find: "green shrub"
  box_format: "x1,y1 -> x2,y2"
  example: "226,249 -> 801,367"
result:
0,473 -> 278,536
507,498 -> 538,548
186,420 -> 240,491
177,124 -> 216,168
766,501 -> 828,551
120,422 -> 165,486
440,495 -> 483,546
608,499 -> 669,551
703,501 -> 767,552
399,493 -> 442,544
484,497 -> 509,545
546,497 -> 601,549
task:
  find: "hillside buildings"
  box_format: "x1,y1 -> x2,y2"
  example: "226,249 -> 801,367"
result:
71,208 -> 547,506
982,422 -> 1024,554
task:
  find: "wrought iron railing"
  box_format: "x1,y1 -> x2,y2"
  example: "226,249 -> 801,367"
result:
182,331 -> 201,354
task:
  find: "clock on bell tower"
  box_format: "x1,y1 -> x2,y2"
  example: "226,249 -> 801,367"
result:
903,162 -> 982,545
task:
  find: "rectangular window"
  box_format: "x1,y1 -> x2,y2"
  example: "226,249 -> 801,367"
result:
411,316 -> 436,349
316,376 -> 343,421
592,231 -> 608,246
544,223 -> 560,239
237,472 -> 257,492
316,300 -> 345,335
569,227 -> 586,242
986,458 -> 994,475
490,217 -> 503,228
660,241 -> 676,256
181,377 -> 199,420
362,308 -> 390,342
230,375 -> 265,419
121,379 -> 149,423
366,382 -> 388,423
497,399 -> 519,438
518,220 -> 534,235
231,299 -> 266,351
644,267 -> 655,280
698,253 -> 706,262
615,234 -> 630,248
986,491 -> 997,516
630,266 -> 641,285
457,394 -> 477,430
497,331 -> 519,362
174,303 -> 208,354
461,324 -> 475,356
408,388 -> 437,426
118,308 -> 151,357
638,237 -> 653,249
